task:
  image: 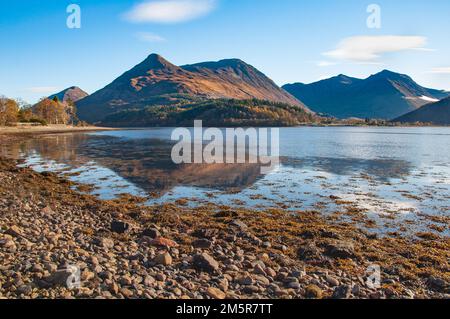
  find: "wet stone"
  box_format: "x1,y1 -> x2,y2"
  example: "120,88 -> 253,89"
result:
332,285 -> 352,299
111,221 -> 131,234
193,253 -> 219,273
192,239 -> 213,249
305,285 -> 323,299
142,228 -> 160,239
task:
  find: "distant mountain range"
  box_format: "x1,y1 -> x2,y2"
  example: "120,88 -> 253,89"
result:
60,54 -> 449,126
76,54 -> 309,124
49,86 -> 88,104
283,70 -> 450,120
394,96 -> 450,125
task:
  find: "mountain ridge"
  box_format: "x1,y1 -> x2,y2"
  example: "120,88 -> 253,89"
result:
283,70 -> 449,120
76,54 -> 309,123
49,86 -> 88,103
394,96 -> 450,125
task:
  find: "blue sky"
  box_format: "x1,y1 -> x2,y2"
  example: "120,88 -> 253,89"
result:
1,0 -> 450,103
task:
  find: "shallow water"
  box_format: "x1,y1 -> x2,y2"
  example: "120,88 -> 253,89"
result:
1,127 -> 449,236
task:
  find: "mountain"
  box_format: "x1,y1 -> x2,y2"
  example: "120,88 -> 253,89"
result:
283,70 -> 450,120
394,96 -> 450,125
32,86 -> 89,124
180,59 -> 303,105
76,54 -> 309,123
49,86 -> 88,103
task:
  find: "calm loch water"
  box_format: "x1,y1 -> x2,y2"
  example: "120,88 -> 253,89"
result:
1,127 -> 449,236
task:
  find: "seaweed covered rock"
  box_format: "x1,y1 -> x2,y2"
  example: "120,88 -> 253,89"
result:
325,240 -> 355,259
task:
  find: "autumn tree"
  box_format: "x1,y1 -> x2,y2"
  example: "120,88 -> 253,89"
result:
0,96 -> 19,126
33,98 -> 70,124
18,105 -> 34,122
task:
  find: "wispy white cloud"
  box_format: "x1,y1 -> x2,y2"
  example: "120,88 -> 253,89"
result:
124,0 -> 217,24
135,32 -> 166,42
428,67 -> 450,74
354,61 -> 384,66
323,35 -> 429,62
26,87 -> 58,94
412,47 -> 436,52
316,61 -> 337,67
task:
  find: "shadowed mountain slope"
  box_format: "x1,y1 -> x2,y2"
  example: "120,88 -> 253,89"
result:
283,70 -> 449,120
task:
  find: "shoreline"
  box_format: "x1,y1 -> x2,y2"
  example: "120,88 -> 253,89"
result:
0,124 -> 116,136
1,125 -> 448,138
0,153 -> 448,299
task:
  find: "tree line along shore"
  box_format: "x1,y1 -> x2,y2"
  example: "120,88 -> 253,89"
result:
1,95 -> 445,130
0,95 -> 87,128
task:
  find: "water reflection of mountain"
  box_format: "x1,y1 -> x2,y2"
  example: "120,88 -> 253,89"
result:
1,133 -> 414,197
281,156 -> 412,181
4,133 -> 265,195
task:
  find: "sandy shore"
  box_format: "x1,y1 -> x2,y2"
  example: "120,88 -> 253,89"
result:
0,124 -> 115,136
0,151 -> 449,299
